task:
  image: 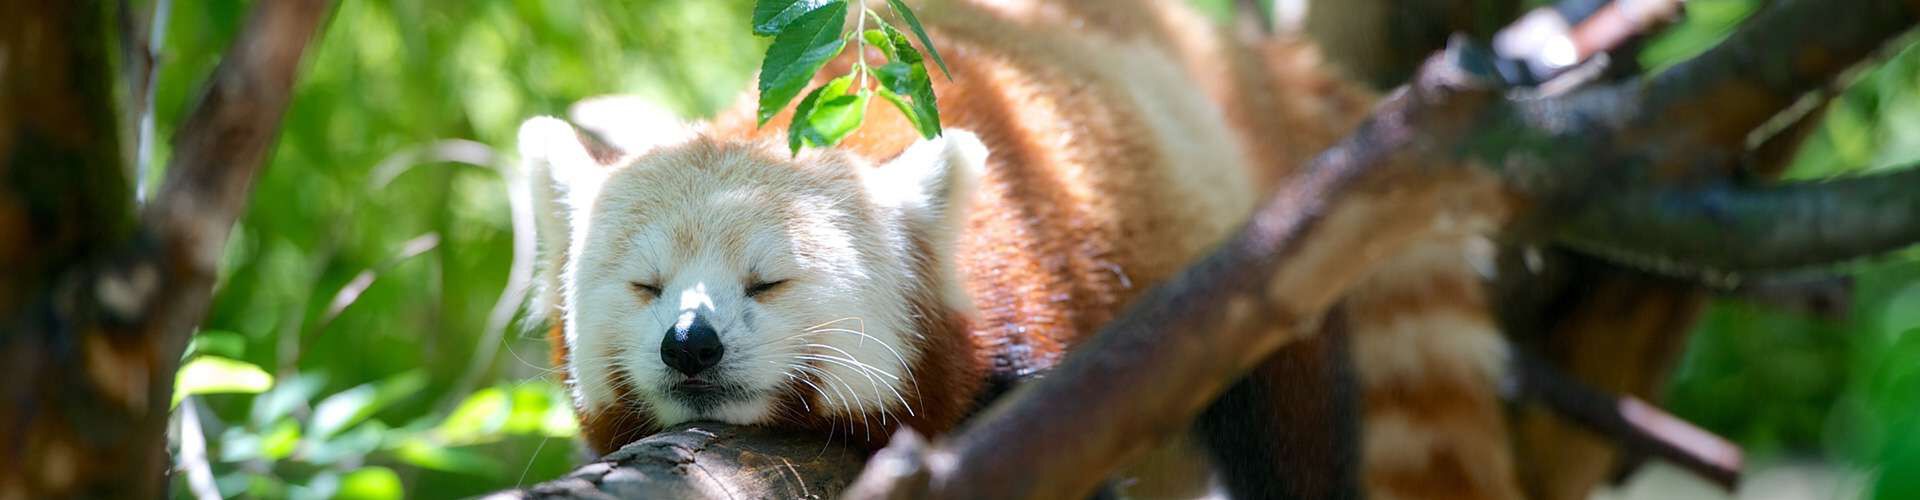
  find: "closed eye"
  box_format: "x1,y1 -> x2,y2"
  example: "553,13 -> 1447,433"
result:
745,280 -> 788,298
630,282 -> 662,299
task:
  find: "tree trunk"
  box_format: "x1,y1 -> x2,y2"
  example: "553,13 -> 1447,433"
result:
0,0 -> 333,497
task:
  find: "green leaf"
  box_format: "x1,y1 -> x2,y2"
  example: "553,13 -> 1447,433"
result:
788,75 -> 870,153
251,374 -> 324,428
878,87 -> 934,137
885,0 -> 951,79
259,419 -> 303,461
182,330 -> 246,360
874,23 -> 941,137
756,1 -> 849,125
436,387 -> 509,445
174,356 -> 275,406
308,372 -> 427,439
506,382 -> 564,435
788,84 -> 829,154
863,29 -> 898,61
337,466 -> 404,500
391,437 -> 505,476
873,62 -> 914,94
753,0 -> 841,37
304,420 -> 386,465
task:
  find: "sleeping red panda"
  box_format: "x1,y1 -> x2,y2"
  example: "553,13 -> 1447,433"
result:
520,0 -> 1531,498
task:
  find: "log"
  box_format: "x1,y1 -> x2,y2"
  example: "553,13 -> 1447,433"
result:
484,424 -> 864,500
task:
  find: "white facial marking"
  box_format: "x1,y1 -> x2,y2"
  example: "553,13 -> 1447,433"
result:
678,283 -> 714,312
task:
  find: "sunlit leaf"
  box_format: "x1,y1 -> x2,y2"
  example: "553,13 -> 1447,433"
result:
863,29 -> 898,61
878,87 -> 933,138
391,438 -> 505,476
756,0 -> 849,125
174,356 -> 275,406
183,330 -> 247,360
542,397 -> 580,438
290,470 -> 340,500
506,383 -> 561,435
337,466 -> 404,500
884,0 -> 950,78
308,372 -> 427,439
252,374 -> 325,428
788,83 -> 830,154
437,387 -> 509,445
305,421 -> 386,465
753,0 -> 840,36
217,472 -> 286,500
259,419 -> 303,461
787,75 -> 871,152
876,23 -> 941,137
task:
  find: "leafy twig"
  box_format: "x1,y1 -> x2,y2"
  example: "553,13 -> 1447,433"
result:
752,0 -> 945,154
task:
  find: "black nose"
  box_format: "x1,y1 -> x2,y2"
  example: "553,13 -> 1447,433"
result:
661,312 -> 724,376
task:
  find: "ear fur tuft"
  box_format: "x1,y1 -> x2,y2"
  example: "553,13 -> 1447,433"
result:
869,130 -> 990,314
871,129 -> 988,229
519,116 -> 623,320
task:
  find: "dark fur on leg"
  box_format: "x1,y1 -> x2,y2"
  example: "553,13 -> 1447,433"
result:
1194,307 -> 1360,499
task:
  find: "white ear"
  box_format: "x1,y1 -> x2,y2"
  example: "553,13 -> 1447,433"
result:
520,116 -> 621,212
869,130 -> 988,231
519,116 -> 621,318
867,130 -> 988,312
567,95 -> 697,154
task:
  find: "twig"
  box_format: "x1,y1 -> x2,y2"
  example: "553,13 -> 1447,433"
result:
127,0 -> 173,202
175,397 -> 223,500
360,139 -> 535,412
1507,350 -> 1743,490
315,233 -> 442,330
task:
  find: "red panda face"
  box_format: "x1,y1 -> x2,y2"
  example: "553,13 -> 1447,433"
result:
521,116 -> 984,433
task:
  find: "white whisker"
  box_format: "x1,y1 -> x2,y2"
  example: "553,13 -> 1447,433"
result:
794,353 -> 914,417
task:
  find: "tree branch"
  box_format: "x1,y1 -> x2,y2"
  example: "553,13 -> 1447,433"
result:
841,0 -> 1920,497
1560,167 -> 1920,279
1507,349 -> 1742,490
484,424 -> 864,500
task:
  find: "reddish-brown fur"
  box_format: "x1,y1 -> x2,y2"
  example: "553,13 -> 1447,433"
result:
698,0 -> 1374,448
552,2 -> 1553,498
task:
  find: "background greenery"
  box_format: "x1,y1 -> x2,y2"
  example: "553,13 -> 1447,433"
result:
146,0 -> 1919,498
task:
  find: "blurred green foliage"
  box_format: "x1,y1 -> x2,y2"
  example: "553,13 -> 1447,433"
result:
150,0 -> 762,497
1638,2 -> 1920,498
145,0 -> 1919,497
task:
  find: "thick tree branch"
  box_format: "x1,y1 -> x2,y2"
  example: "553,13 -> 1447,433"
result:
1561,167 -> 1920,278
1637,0 -> 1920,159
0,0 -> 332,497
842,1 -> 1920,498
485,424 -> 864,500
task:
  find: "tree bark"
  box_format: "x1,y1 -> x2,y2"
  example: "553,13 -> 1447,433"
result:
0,0 -> 333,497
485,424 -> 865,500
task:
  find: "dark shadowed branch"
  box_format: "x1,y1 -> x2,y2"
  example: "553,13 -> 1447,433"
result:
1561,166 -> 1920,278
839,0 -> 1920,498
1507,349 -> 1743,490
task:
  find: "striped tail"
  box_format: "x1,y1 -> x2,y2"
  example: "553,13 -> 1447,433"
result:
1347,237 -> 1526,500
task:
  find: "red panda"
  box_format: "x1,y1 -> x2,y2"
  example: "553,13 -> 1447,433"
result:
521,1 -> 1534,498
